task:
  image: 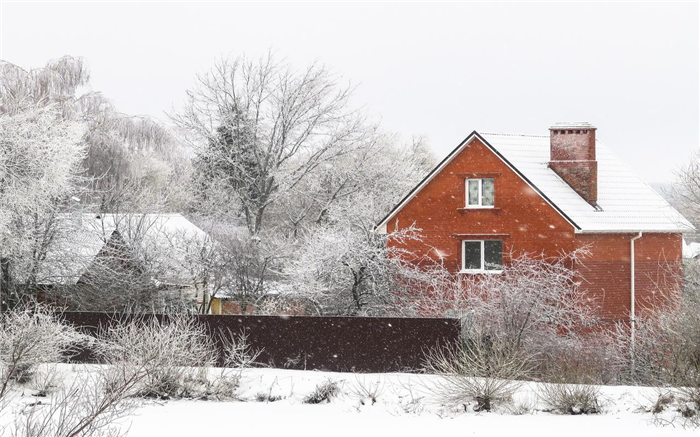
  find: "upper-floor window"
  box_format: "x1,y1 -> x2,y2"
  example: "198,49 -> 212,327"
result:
462,240 -> 503,273
466,178 -> 495,208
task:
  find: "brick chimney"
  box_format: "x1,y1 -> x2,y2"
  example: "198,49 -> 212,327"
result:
548,122 -> 598,205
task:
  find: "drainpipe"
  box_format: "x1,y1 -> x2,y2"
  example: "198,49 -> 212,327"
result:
630,231 -> 643,375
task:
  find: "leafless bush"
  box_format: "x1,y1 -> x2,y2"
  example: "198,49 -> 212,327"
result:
606,293 -> 700,387
391,378 -> 425,415
254,391 -> 283,403
537,333 -> 619,385
462,250 -> 598,368
197,331 -> 262,401
95,316 -> 218,400
646,390 -> 676,414
416,249 -> 603,386
349,375 -> 385,405
676,386 -> 700,426
303,379 -> 341,404
10,367 -> 143,437
423,333 -> 531,412
0,306 -> 86,400
221,330 -> 261,369
538,383 -> 602,415
501,395 -> 537,415
27,364 -> 64,397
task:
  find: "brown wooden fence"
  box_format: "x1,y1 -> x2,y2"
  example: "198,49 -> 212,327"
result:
59,312 -> 461,373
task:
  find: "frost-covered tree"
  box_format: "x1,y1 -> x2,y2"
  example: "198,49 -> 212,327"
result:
0,107 -> 85,308
0,57 -> 89,117
82,103 -> 189,213
1,56 -> 187,214
672,151 -> 700,238
172,53 -> 370,234
287,215 -> 437,316
282,135 -> 437,315
0,57 -> 190,309
271,134 -> 433,237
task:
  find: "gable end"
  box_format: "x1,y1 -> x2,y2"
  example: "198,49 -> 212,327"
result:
374,131 -> 581,233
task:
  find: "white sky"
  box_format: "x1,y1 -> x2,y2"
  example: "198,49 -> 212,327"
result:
1,1 -> 698,184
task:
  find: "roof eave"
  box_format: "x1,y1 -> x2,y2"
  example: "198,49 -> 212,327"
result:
575,228 -> 695,234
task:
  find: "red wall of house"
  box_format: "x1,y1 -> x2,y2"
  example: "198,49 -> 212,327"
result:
575,233 -> 682,322
387,137 -> 682,322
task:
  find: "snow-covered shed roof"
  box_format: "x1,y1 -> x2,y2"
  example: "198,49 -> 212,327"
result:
683,239 -> 700,259
376,131 -> 693,234
33,213 -> 210,285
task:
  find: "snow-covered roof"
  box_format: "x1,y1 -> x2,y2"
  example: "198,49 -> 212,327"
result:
377,131 -> 693,234
480,133 -> 692,232
683,239 -> 700,259
33,213 -> 210,285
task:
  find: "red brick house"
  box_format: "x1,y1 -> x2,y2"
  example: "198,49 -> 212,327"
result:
376,123 -> 694,323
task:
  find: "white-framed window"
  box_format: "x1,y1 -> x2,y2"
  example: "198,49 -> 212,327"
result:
465,178 -> 495,208
461,240 -> 503,273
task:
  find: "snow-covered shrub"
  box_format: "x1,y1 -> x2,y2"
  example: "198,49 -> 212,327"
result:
288,217 -> 457,317
677,386 -> 700,425
457,250 -> 597,371
537,333 -> 618,385
11,368 -> 142,437
95,316 -> 218,400
255,391 -> 283,403
538,383 -> 602,415
646,390 -> 676,414
0,306 -> 85,399
502,396 -> 537,415
393,378 -> 425,415
303,379 -> 341,404
28,364 -> 64,397
350,375 -> 385,406
418,249 -> 606,385
221,330 -> 261,369
423,333 -> 530,412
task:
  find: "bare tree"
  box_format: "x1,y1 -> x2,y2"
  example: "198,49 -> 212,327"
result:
171,53 -> 370,234
271,134 -> 434,237
0,57 -> 89,117
82,106 -> 189,213
672,150 -> 700,234
280,134 -> 437,315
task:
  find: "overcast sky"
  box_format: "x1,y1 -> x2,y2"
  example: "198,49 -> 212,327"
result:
1,1 -> 698,184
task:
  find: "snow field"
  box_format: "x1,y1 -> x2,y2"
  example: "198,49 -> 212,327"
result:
3,364 -> 696,437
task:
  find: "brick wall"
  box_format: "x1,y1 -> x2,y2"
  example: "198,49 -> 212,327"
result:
575,233 -> 682,321
549,160 -> 598,204
549,126 -> 597,203
388,138 -> 578,273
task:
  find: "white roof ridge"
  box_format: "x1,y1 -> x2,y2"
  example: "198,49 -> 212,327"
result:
479,132 -> 549,138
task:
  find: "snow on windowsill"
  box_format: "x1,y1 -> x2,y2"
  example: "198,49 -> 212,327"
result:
457,206 -> 500,212
458,269 -> 503,275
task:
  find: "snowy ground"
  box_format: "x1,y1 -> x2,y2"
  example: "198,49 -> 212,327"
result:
3,365 -> 699,437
